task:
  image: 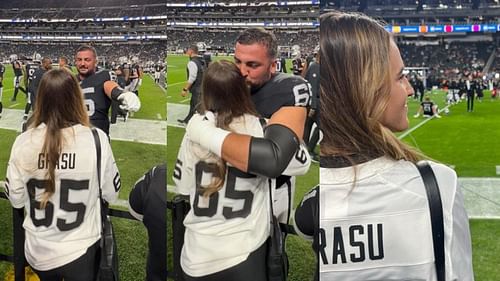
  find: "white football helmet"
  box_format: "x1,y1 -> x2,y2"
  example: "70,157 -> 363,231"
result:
196,42 -> 207,52
9,54 -> 18,62
33,52 -> 42,62
291,45 -> 301,57
314,44 -> 320,54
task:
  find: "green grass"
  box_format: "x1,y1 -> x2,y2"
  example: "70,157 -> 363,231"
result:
167,55 -> 318,281
0,63 -> 166,281
402,89 -> 500,176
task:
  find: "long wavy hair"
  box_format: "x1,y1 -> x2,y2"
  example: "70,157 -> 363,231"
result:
320,11 -> 422,165
30,69 -> 90,207
197,60 -> 258,197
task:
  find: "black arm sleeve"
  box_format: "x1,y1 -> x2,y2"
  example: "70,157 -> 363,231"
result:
247,123 -> 300,178
110,86 -> 123,101
294,185 -> 318,238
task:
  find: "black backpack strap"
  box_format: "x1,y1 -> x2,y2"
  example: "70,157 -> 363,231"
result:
91,128 -> 107,237
415,161 -> 445,281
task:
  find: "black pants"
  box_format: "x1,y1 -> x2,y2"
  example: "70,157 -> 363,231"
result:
182,91 -> 200,123
467,93 -> 474,111
32,240 -> 100,281
183,240 -> 268,281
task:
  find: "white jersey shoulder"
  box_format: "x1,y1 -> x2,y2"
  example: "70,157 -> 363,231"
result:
319,157 -> 473,281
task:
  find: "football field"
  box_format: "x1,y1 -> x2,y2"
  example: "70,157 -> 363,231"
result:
0,64 -> 167,281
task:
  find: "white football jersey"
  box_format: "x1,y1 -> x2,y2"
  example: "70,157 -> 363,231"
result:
5,124 -> 120,271
174,114 -> 310,277
319,157 -> 474,281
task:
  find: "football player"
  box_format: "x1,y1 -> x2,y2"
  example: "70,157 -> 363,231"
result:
290,45 -> 304,76
186,28 -> 312,224
303,45 -> 320,161
125,56 -> 142,96
0,63 -> 5,119
75,45 -> 140,135
154,61 -> 163,84
22,54 -> 46,120
11,55 -> 26,102
414,95 -> 441,118
128,164 -> 166,281
275,55 -> 287,73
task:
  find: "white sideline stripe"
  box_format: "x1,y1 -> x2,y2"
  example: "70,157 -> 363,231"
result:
168,184 -> 177,193
8,103 -> 19,108
167,81 -> 185,87
167,123 -> 185,129
147,73 -> 166,93
110,137 -> 165,145
113,199 -> 129,208
180,98 -> 190,103
399,104 -> 451,140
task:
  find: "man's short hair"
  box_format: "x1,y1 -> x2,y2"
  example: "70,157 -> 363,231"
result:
59,56 -> 68,64
188,44 -> 199,53
236,28 -> 278,59
76,45 -> 97,58
42,57 -> 51,65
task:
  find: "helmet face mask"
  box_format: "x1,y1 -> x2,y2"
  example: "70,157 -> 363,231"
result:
196,42 -> 207,52
33,53 -> 42,63
291,45 -> 301,57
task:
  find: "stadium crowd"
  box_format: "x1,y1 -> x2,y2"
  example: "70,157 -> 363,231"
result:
0,42 -> 166,66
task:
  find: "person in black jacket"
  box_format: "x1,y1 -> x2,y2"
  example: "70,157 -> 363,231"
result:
128,164 -> 166,281
178,44 -> 206,125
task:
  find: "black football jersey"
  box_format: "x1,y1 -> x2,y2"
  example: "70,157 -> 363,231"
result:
291,58 -> 303,75
276,57 -> 287,73
130,64 -> 140,79
79,70 -> 115,135
25,63 -> 41,89
29,68 -> 48,102
251,73 -> 311,118
421,101 -> 434,116
12,61 -> 23,76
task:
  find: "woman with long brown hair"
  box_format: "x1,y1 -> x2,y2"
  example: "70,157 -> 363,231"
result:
5,69 -> 120,281
295,11 -> 474,281
173,60 -> 310,281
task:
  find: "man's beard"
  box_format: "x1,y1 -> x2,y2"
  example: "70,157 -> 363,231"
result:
78,67 -> 95,78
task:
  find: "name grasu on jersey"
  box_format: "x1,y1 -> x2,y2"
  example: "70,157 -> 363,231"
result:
38,153 -> 76,170
320,223 -> 384,264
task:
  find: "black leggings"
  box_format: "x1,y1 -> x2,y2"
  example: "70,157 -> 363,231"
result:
183,241 -> 268,281
32,240 -> 100,281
